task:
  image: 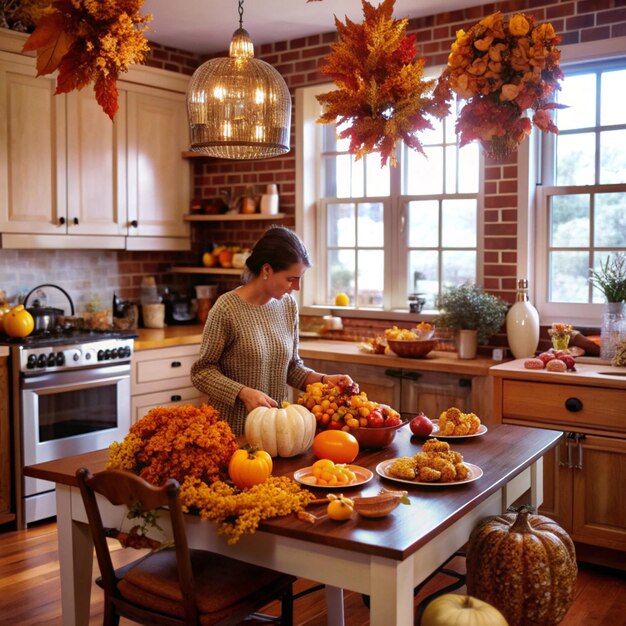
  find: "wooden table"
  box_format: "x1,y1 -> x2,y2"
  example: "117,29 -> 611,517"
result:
24,424 -> 561,626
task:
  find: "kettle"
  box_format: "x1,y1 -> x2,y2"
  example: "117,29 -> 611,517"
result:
23,284 -> 75,332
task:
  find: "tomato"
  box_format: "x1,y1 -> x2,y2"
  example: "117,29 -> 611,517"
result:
228,448 -> 273,489
2,304 -> 34,338
312,430 -> 359,464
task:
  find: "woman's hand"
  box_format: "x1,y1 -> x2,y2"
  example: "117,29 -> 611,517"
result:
324,374 -> 359,393
238,387 -> 278,413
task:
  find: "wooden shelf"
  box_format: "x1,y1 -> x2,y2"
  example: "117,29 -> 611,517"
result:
183,213 -> 287,222
171,267 -> 242,275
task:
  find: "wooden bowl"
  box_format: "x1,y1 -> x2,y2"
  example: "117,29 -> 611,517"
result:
387,338 -> 437,358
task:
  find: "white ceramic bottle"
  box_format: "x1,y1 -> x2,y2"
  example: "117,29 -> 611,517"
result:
506,279 -> 540,358
260,184 -> 279,215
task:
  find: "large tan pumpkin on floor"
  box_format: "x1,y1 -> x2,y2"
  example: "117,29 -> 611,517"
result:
466,506 -> 577,626
244,404 -> 316,457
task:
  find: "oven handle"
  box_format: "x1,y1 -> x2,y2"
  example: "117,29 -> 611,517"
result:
21,363 -> 131,392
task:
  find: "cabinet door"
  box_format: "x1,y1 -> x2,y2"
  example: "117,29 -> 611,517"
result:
65,88 -> 127,236
400,371 -> 473,420
537,438 -> 573,532
126,85 -> 190,240
132,386 -> 207,423
571,434 -> 626,551
0,58 -> 65,234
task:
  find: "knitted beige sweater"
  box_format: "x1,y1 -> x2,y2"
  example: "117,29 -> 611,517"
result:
190,290 -> 312,435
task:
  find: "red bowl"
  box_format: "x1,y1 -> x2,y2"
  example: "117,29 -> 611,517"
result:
349,420 -> 409,449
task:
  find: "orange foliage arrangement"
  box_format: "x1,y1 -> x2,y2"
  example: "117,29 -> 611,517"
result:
316,0 -> 445,167
22,0 -> 152,120
108,404 -> 314,544
435,11 -> 564,161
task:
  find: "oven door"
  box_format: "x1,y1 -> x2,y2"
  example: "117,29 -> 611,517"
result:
21,363 -> 131,497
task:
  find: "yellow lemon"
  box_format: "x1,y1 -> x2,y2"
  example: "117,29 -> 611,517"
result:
335,293 -> 350,306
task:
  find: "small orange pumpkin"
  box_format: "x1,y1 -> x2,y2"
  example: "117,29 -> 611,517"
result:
228,448 -> 273,490
2,304 -> 34,338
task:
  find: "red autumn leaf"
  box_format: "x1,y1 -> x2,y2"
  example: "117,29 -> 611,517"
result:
55,51 -> 92,95
23,12 -> 75,77
94,73 -> 119,121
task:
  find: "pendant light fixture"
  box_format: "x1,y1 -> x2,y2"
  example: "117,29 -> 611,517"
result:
186,0 -> 291,159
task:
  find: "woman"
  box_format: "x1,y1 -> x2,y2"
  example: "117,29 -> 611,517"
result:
191,226 -> 355,435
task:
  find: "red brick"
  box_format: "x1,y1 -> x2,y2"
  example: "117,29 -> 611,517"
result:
484,222 -> 518,237
566,14 -> 596,29
581,25 -> 611,41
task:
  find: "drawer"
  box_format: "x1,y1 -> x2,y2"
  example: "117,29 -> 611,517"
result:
501,380 -> 626,435
132,344 -> 200,395
132,386 -> 207,423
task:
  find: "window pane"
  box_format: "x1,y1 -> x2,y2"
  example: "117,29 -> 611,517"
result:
408,200 -> 439,247
357,250 -> 383,306
445,145 -> 457,194
555,133 -> 595,186
442,250 -> 476,286
365,155 -> 390,196
403,146 -> 443,195
409,250 -> 438,308
327,203 -> 355,247
322,124 -> 338,151
600,129 -> 626,184
336,120 -> 351,152
550,195 -> 589,247
557,74 -> 596,130
442,199 -> 476,248
327,249 -> 354,303
549,251 -> 589,303
595,193 -> 626,247
357,203 -> 384,247
600,69 -> 626,126
458,143 -> 480,193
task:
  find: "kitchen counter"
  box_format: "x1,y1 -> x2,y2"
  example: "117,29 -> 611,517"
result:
133,324 -> 205,350
299,339 -> 496,375
0,346 -> 8,357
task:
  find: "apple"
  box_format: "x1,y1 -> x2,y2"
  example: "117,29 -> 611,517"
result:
410,412 -> 434,437
537,351 -> 556,364
366,409 -> 385,428
384,414 -> 402,427
559,354 -> 576,370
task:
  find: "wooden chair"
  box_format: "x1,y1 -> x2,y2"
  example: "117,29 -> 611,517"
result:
76,468 -> 295,626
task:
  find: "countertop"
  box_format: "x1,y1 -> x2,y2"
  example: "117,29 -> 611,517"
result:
490,358 -> 626,389
0,346 -> 8,358
133,324 -> 205,350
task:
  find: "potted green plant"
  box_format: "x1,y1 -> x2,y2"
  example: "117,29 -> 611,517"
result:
435,283 -> 508,358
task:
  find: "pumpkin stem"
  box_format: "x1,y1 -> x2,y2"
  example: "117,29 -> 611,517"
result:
509,504 -> 535,533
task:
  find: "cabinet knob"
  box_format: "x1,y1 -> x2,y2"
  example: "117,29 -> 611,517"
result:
130,219 -> 138,228
73,217 -> 79,225
171,361 -> 182,368
59,216 -> 66,225
171,395 -> 182,401
565,397 -> 583,412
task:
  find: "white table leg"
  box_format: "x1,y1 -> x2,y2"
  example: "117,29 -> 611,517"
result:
530,457 -> 544,510
56,486 -> 93,626
325,586 -> 345,626
369,557 -> 414,626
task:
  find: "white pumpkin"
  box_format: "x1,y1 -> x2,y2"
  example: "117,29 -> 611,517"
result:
421,594 -> 508,626
245,404 -> 316,457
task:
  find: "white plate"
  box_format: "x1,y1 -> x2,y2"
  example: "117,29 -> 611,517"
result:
429,423 -> 488,439
376,459 -> 483,487
293,464 -> 373,489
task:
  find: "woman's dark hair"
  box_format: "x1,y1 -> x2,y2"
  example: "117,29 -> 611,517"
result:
244,226 -> 311,278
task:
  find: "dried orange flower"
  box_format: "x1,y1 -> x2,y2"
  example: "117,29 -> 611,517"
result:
22,0 -> 152,119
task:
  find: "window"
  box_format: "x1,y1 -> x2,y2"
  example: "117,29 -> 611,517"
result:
535,55 -> 626,324
297,84 -> 481,314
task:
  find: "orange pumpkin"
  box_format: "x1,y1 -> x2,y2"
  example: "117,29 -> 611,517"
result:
228,448 -> 273,490
466,505 -> 577,626
2,304 -> 34,338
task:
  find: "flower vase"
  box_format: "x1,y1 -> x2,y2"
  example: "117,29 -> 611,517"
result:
600,302 -> 626,360
457,329 -> 478,360
551,335 -> 570,351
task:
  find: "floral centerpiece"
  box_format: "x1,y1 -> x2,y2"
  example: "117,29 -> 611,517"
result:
316,0 -> 446,166
108,404 -> 314,544
21,0 -> 152,119
547,323 -> 573,351
435,11 -> 564,160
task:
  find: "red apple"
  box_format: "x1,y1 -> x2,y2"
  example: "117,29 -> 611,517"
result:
410,412 -> 434,437
366,409 -> 385,428
384,414 -> 402,427
538,351 -> 556,364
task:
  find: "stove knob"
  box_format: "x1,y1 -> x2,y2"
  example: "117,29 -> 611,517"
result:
56,352 -> 65,366
47,353 -> 57,367
124,346 -> 132,357
37,354 -> 47,368
105,349 -> 112,360
110,348 -> 118,359
27,354 -> 37,369
97,349 -> 105,361
72,351 -> 80,362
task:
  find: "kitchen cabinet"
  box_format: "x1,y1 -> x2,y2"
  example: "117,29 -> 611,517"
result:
491,360 -> 626,568
131,343 -> 206,423
303,358 -> 486,419
0,31 -> 190,251
0,351 -> 14,525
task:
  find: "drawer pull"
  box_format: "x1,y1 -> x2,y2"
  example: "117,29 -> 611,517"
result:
565,397 -> 583,412
171,395 -> 182,401
171,361 -> 182,368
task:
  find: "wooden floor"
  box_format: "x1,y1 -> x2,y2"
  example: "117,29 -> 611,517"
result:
1,520 -> 626,626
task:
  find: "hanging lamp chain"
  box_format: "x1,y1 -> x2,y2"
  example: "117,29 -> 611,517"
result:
238,0 -> 244,29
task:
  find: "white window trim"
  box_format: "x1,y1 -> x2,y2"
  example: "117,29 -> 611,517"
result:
529,36 -> 626,327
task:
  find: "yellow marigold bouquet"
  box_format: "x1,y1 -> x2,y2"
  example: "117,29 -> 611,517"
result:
22,0 -> 152,119
435,11 -> 564,160
108,403 -> 238,486
316,0 -> 446,167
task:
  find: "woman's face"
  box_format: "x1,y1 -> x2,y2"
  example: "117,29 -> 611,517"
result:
265,262 -> 308,297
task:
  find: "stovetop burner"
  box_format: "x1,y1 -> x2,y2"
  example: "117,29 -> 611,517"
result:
1,328 -> 138,348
